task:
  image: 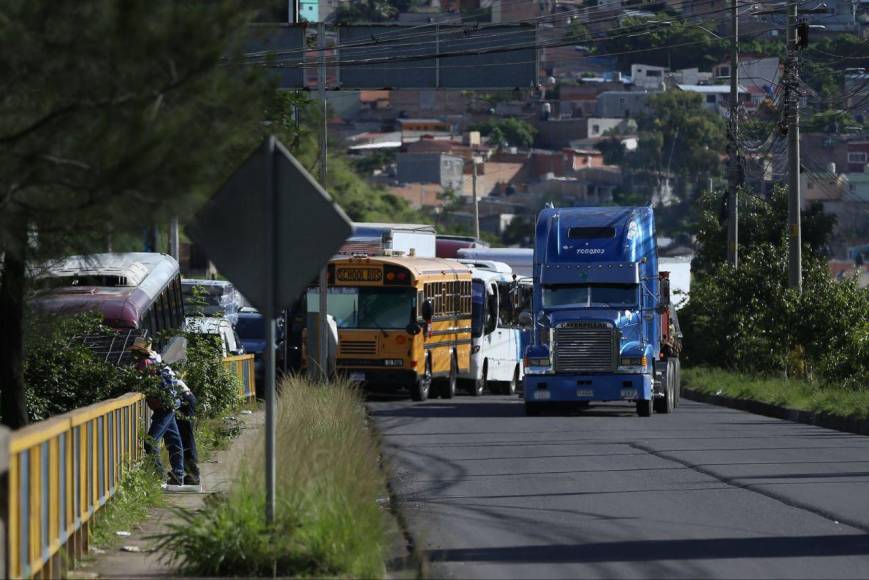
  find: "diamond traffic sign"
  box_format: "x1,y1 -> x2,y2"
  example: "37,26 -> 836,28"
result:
187,136 -> 352,316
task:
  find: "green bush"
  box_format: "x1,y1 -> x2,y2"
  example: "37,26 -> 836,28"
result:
157,377 -> 387,577
24,313 -> 152,421
680,188 -> 869,388
173,332 -> 242,418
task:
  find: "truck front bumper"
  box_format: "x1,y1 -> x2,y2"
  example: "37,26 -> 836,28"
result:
523,373 -> 652,403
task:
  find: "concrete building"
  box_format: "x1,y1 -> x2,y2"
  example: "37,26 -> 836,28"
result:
594,91 -> 654,118
631,64 -> 669,90
677,84 -> 749,117
397,153 -> 465,191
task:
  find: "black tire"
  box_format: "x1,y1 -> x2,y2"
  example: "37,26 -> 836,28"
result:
637,398 -> 653,417
441,353 -> 457,399
502,365 -> 520,396
654,359 -> 675,414
410,357 -> 431,402
470,362 -> 486,396
674,357 -> 681,407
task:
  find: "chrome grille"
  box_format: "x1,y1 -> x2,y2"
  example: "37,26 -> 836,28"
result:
553,323 -> 616,373
339,339 -> 378,356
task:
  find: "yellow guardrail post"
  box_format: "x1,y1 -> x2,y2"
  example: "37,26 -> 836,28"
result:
6,393 -> 145,579
1,425 -> 9,579
223,354 -> 257,402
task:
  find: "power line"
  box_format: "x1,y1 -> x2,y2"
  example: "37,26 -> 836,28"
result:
243,0 -> 805,66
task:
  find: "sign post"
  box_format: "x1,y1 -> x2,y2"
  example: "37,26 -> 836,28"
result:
188,136 -> 352,523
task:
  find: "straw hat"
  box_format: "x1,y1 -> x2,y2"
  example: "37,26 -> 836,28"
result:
129,337 -> 154,356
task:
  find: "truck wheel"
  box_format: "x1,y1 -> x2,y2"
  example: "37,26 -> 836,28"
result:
471,362 -> 487,396
654,359 -> 675,414
674,358 -> 681,407
411,357 -> 431,402
503,365 -> 519,396
441,354 -> 457,399
637,398 -> 653,417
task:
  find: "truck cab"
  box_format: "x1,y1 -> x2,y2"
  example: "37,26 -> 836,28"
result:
523,206 -> 681,416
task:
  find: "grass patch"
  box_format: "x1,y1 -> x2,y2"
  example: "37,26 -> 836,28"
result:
155,377 -> 389,578
90,465 -> 165,549
683,367 -> 869,421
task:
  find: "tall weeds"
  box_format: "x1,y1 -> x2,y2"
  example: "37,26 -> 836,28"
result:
157,376 -> 388,577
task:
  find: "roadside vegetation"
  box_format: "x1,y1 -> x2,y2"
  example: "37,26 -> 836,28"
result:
156,377 -> 389,578
679,187 -> 869,414
682,367 -> 869,421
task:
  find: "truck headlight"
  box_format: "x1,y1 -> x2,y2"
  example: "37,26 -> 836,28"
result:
524,356 -> 552,374
619,355 -> 647,372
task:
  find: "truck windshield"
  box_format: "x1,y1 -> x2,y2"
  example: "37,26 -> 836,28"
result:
542,284 -> 638,308
306,287 -> 415,330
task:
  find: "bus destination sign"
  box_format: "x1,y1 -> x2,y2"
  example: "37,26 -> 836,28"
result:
336,268 -> 382,282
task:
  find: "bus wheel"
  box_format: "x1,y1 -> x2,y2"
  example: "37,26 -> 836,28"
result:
637,398 -> 653,417
471,362 -> 487,396
503,365 -> 519,396
442,354 -> 457,399
411,357 -> 431,402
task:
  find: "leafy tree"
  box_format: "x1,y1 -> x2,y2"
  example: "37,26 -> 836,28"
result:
803,109 -> 861,134
564,20 -> 591,43
471,118 -> 536,149
680,187 -> 867,387
637,91 -> 726,180
0,0 -> 269,428
600,17 -> 726,71
501,216 -> 534,247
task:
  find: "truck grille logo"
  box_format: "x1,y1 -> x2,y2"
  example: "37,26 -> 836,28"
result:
558,321 -> 612,329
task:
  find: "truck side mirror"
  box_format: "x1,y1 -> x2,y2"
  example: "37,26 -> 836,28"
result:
421,299 -> 434,324
518,311 -> 533,329
659,272 -> 671,307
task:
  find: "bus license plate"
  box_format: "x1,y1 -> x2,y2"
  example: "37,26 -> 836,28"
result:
349,372 -> 365,383
576,389 -> 594,398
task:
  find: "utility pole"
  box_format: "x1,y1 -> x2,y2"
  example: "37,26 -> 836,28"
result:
726,0 -> 739,267
472,160 -> 480,240
317,21 -> 330,381
786,2 -> 802,292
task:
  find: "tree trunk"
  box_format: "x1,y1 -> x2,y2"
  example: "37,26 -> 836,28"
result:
0,219 -> 29,428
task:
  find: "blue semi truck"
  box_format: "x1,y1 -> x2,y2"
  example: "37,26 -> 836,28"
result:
521,206 -> 682,417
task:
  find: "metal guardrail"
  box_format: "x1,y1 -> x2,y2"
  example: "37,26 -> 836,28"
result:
223,354 -> 257,401
6,393 -> 147,579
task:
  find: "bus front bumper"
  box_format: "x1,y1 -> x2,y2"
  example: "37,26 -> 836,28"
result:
337,368 -> 418,391
523,373 -> 652,403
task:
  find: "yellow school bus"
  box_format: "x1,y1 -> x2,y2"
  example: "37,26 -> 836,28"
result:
306,255 -> 472,401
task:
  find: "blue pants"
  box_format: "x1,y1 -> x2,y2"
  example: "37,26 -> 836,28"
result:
145,409 -> 185,479
178,394 -> 199,477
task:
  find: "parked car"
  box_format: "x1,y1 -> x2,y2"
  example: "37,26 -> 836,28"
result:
181,279 -> 240,325
184,316 -> 244,358
235,308 -> 286,391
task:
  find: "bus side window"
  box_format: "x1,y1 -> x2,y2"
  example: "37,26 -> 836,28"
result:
485,285 -> 497,335
497,282 -> 515,327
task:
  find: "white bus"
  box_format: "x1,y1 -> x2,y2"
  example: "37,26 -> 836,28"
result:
456,247 -> 533,277
458,260 -> 525,396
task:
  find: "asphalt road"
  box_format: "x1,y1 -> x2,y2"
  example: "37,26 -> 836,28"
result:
368,395 -> 869,579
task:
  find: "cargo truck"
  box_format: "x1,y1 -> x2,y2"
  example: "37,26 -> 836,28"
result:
521,206 -> 682,416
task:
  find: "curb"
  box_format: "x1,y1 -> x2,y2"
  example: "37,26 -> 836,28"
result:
682,387 -> 869,436
365,412 -> 429,580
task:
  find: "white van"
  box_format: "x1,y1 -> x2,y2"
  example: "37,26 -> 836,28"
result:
458,260 -> 525,396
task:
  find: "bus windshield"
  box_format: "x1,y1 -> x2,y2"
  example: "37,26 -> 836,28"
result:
307,287 -> 415,330
541,284 -> 638,308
